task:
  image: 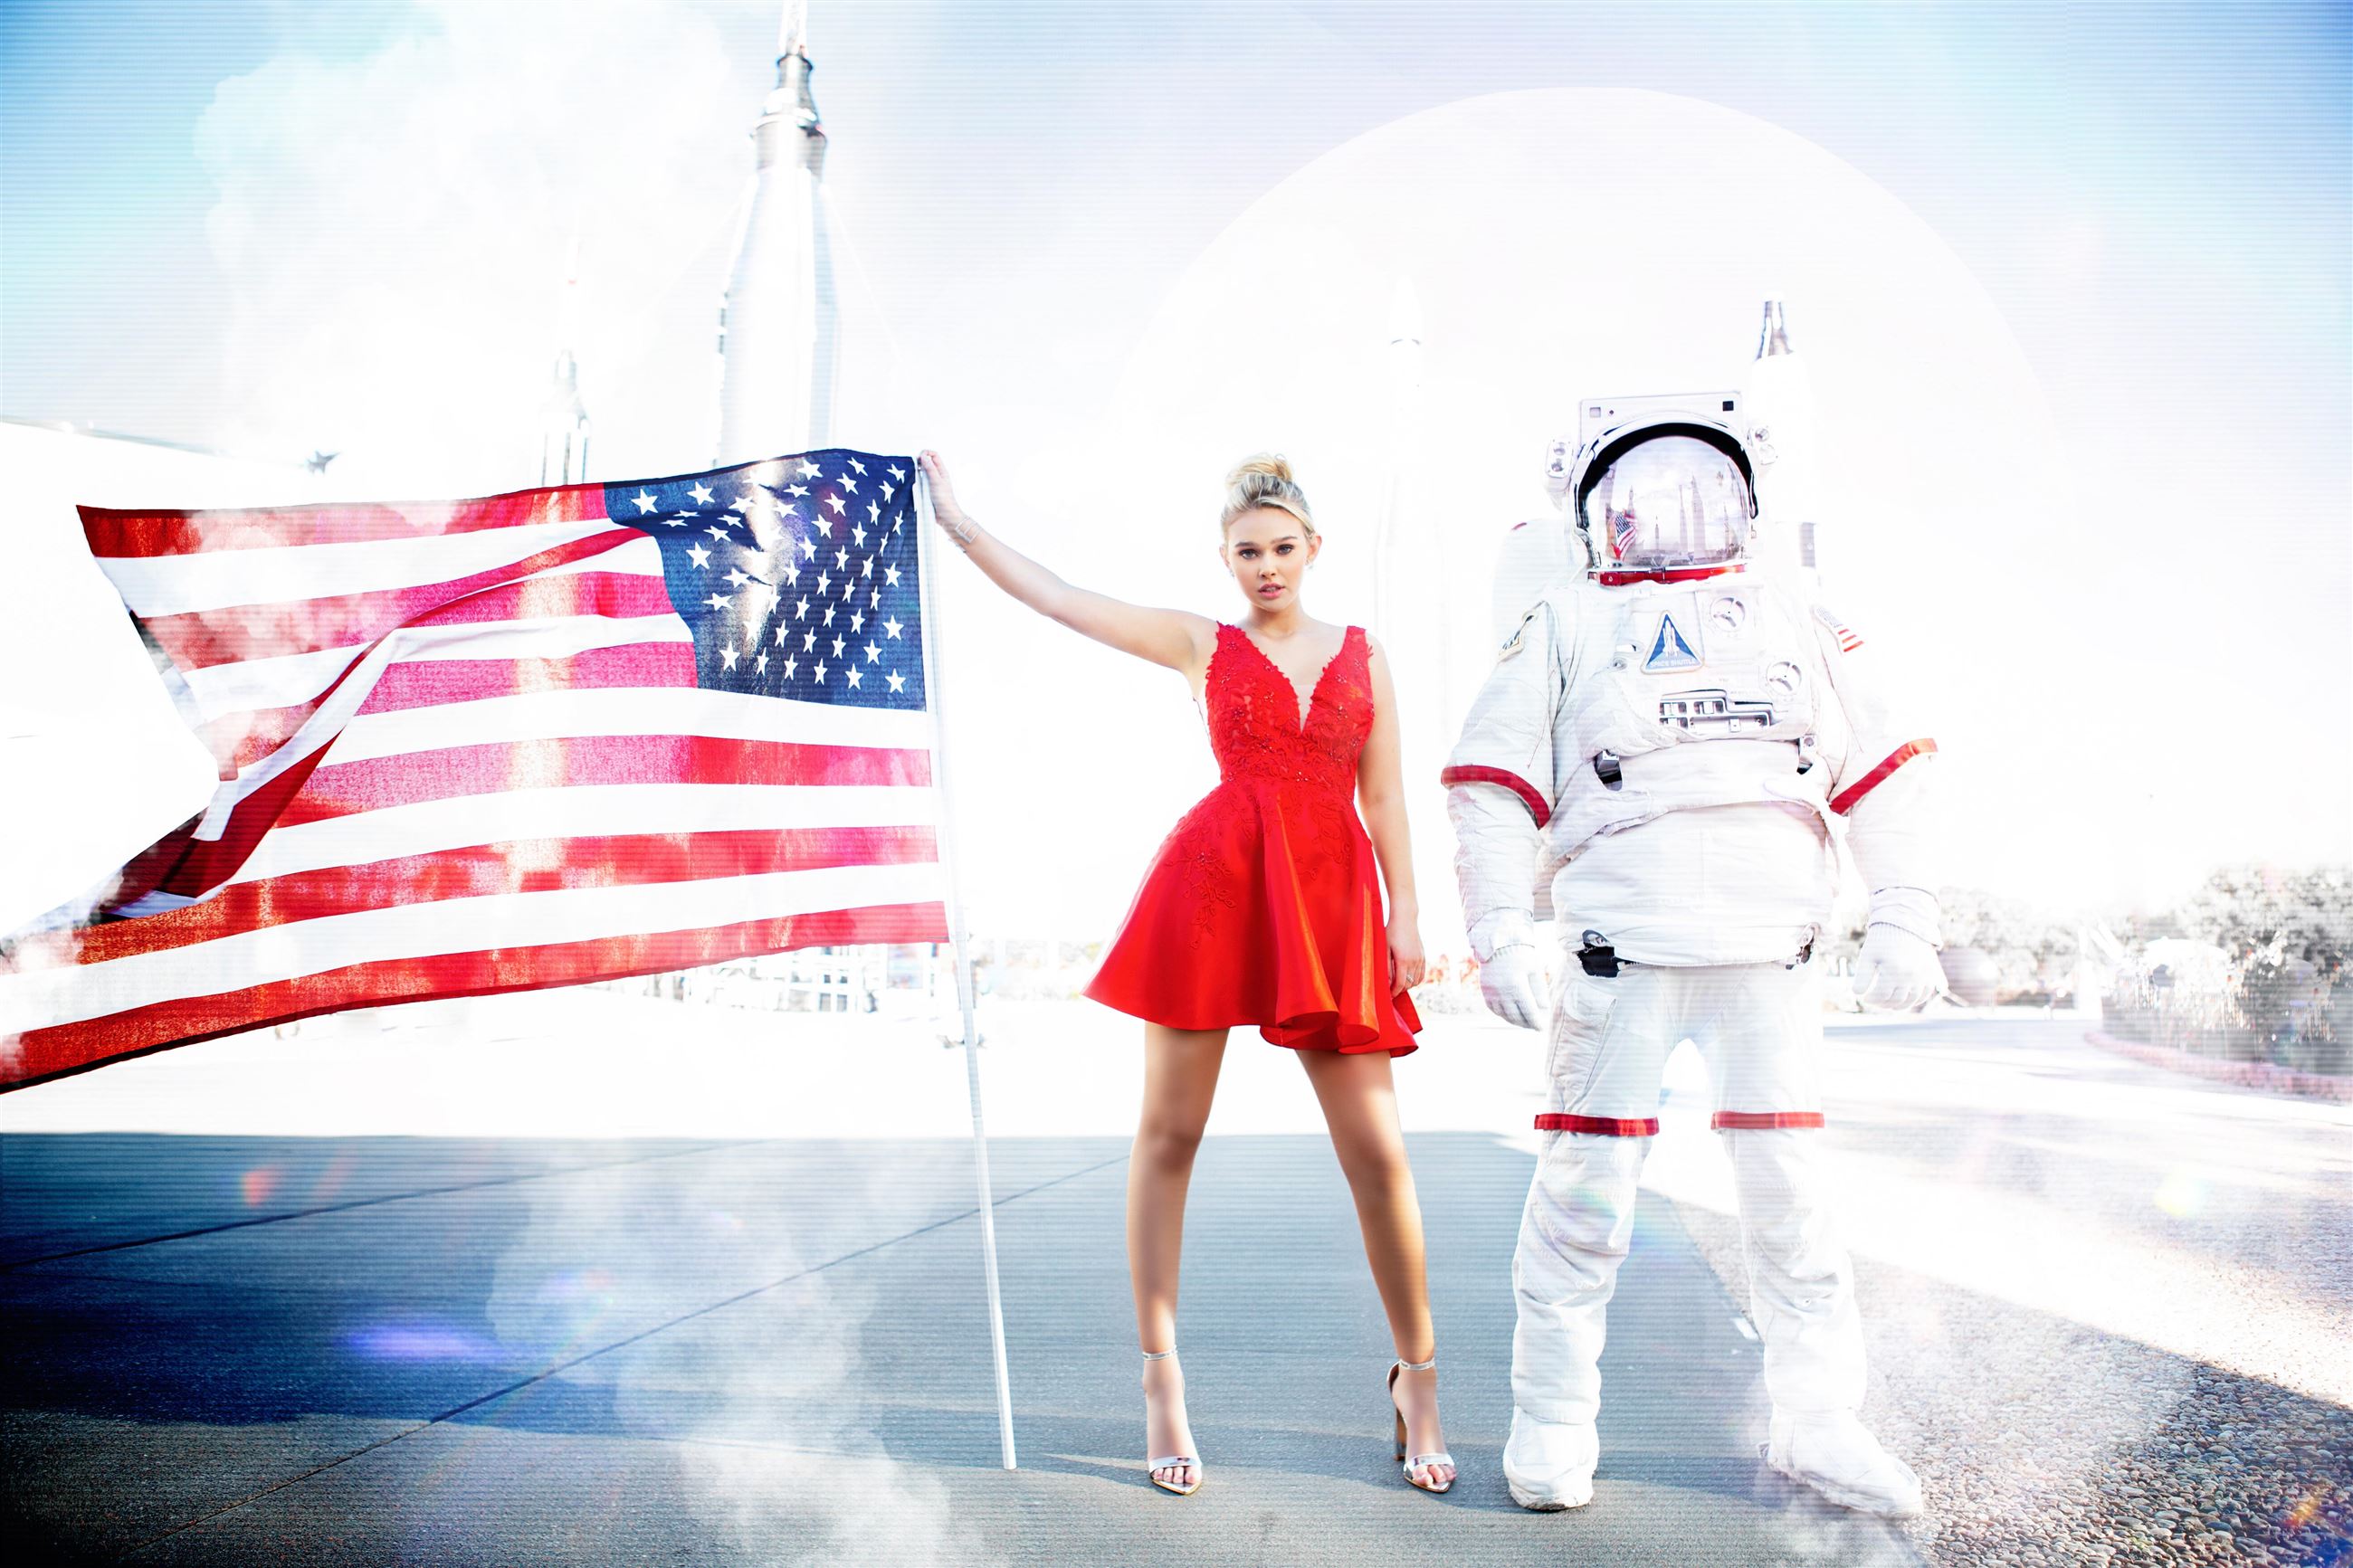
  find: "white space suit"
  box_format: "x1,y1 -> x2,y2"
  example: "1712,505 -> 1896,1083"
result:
1445,409 -> 1942,1516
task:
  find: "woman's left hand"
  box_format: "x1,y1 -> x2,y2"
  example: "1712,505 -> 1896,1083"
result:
1388,920 -> 1426,993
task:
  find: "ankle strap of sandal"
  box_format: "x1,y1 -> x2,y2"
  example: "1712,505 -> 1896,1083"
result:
1396,1355 -> 1436,1373
1141,1347 -> 1177,1361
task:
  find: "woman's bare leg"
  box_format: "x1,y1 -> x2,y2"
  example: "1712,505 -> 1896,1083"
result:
1296,1047 -> 1453,1488
1130,1022 -> 1227,1489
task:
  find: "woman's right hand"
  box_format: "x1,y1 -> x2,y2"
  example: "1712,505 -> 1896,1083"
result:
918,451 -> 976,543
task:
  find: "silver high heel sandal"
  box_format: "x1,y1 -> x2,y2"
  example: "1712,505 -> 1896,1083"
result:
1388,1355 -> 1455,1495
1142,1347 -> 1203,1496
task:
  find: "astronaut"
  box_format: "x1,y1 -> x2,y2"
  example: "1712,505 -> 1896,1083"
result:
1443,400 -> 1943,1516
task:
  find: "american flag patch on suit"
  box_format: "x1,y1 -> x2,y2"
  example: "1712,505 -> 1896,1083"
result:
1,451 -> 948,1088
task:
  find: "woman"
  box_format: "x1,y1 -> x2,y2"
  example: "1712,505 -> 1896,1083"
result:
919,450 -> 1453,1498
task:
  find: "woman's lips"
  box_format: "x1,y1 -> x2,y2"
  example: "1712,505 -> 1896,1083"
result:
1257,584 -> 1283,595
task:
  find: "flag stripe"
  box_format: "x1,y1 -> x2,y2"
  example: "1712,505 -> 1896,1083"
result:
184,601 -> 691,723
212,641 -> 700,772
231,783 -> 943,884
327,686 -> 933,765
5,860 -> 948,1033
143,534 -> 648,670
356,643 -> 700,716
80,483 -> 611,559
96,517 -> 630,617
7,899 -> 952,1088
280,735 -> 935,826
67,826 -> 942,965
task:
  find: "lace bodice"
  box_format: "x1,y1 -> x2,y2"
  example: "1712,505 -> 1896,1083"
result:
1205,622 -> 1372,794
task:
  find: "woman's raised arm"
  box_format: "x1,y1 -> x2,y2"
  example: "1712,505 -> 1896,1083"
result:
919,451 -> 1214,674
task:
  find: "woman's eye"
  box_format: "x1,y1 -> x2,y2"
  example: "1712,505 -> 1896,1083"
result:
1276,544 -> 1294,555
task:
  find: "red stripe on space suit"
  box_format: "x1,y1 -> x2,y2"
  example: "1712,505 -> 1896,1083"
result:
1534,1114 -> 1660,1136
1440,765 -> 1551,828
1829,738 -> 1937,815
1712,1111 -> 1826,1130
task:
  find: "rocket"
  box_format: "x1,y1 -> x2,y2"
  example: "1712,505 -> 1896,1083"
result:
714,1 -> 841,466
538,238 -> 592,485
1742,299 -> 1821,587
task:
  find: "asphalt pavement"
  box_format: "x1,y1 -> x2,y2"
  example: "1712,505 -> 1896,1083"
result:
1,1126 -> 1915,1565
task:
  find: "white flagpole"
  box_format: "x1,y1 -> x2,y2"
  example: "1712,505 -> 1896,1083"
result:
913,466 -> 1019,1470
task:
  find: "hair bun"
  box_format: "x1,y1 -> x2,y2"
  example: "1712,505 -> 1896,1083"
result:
1218,451 -> 1317,537
1224,452 -> 1295,491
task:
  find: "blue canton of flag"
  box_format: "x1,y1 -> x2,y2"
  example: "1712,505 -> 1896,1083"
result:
606,450 -> 928,711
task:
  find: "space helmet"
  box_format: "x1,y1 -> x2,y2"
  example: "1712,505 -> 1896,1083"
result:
1547,413 -> 1758,580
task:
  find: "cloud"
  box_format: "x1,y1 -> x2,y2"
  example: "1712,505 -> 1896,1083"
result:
194,1 -> 765,496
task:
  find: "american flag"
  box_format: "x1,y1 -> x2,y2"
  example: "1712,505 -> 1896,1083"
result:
0,451 -> 948,1089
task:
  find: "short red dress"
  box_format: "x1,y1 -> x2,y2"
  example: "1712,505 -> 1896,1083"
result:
1084,622 -> 1424,1056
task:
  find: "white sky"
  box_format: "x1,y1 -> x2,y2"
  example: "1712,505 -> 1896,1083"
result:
2,2 -> 2347,944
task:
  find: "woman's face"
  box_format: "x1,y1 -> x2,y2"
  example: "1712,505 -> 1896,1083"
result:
1221,507 -> 1319,613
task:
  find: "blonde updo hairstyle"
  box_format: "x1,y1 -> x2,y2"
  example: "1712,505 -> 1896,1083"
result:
1218,452 -> 1317,542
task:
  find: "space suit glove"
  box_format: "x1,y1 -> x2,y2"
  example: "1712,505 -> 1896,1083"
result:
1469,908 -> 1551,1031
1853,888 -> 1943,1012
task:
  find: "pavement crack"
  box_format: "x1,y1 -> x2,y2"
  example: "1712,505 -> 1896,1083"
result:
113,1149 -> 1129,1559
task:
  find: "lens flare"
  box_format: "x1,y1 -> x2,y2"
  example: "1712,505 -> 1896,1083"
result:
2154,1169 -> 2205,1219
239,1164 -> 281,1206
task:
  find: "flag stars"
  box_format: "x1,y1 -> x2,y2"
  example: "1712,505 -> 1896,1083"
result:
800,536 -> 818,559
689,481 -> 715,507
755,651 -> 768,675
849,457 -> 867,475
775,622 -> 791,646
804,630 -> 818,652
632,489 -> 658,514
886,670 -> 906,693
662,513 -> 692,527
864,641 -> 881,663
823,603 -> 836,627
834,547 -> 849,569
706,593 -> 731,610
846,667 -> 862,689
781,654 -> 796,679
884,616 -> 903,640
869,588 -> 881,609
881,482 -> 896,503
798,460 -> 821,479
888,464 -> 906,481
781,563 -> 800,586
852,522 -> 867,548
861,556 -> 873,579
719,646 -> 738,670
816,572 -> 831,595
814,514 -> 833,537
850,610 -> 864,633
840,473 -> 860,495
884,565 -> 901,587
786,482 -> 809,499
795,595 -> 810,620
813,661 -> 827,683
824,493 -> 847,515
831,634 -> 846,658
705,524 -> 732,543
687,542 -> 712,569
725,567 -> 750,589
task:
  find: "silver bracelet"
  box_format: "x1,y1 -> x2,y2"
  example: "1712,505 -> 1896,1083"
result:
945,512 -> 979,550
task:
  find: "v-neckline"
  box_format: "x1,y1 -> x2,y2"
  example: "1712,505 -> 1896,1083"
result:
1229,622 -> 1352,734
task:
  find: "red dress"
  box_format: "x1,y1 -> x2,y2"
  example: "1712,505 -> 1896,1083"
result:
1084,622 -> 1424,1056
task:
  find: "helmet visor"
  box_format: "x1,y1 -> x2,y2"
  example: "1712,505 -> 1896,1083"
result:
1581,435 -> 1753,569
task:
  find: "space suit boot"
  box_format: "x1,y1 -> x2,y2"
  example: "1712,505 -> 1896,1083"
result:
1503,1408 -> 1599,1511
1764,1411 -> 1924,1517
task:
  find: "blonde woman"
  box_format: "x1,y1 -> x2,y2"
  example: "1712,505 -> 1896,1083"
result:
919,451 -> 1452,1497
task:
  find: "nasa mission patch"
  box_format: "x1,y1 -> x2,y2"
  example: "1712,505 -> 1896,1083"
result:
1643,611 -> 1701,671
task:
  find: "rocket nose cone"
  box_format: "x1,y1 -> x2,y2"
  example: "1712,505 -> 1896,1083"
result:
1756,299 -> 1794,358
